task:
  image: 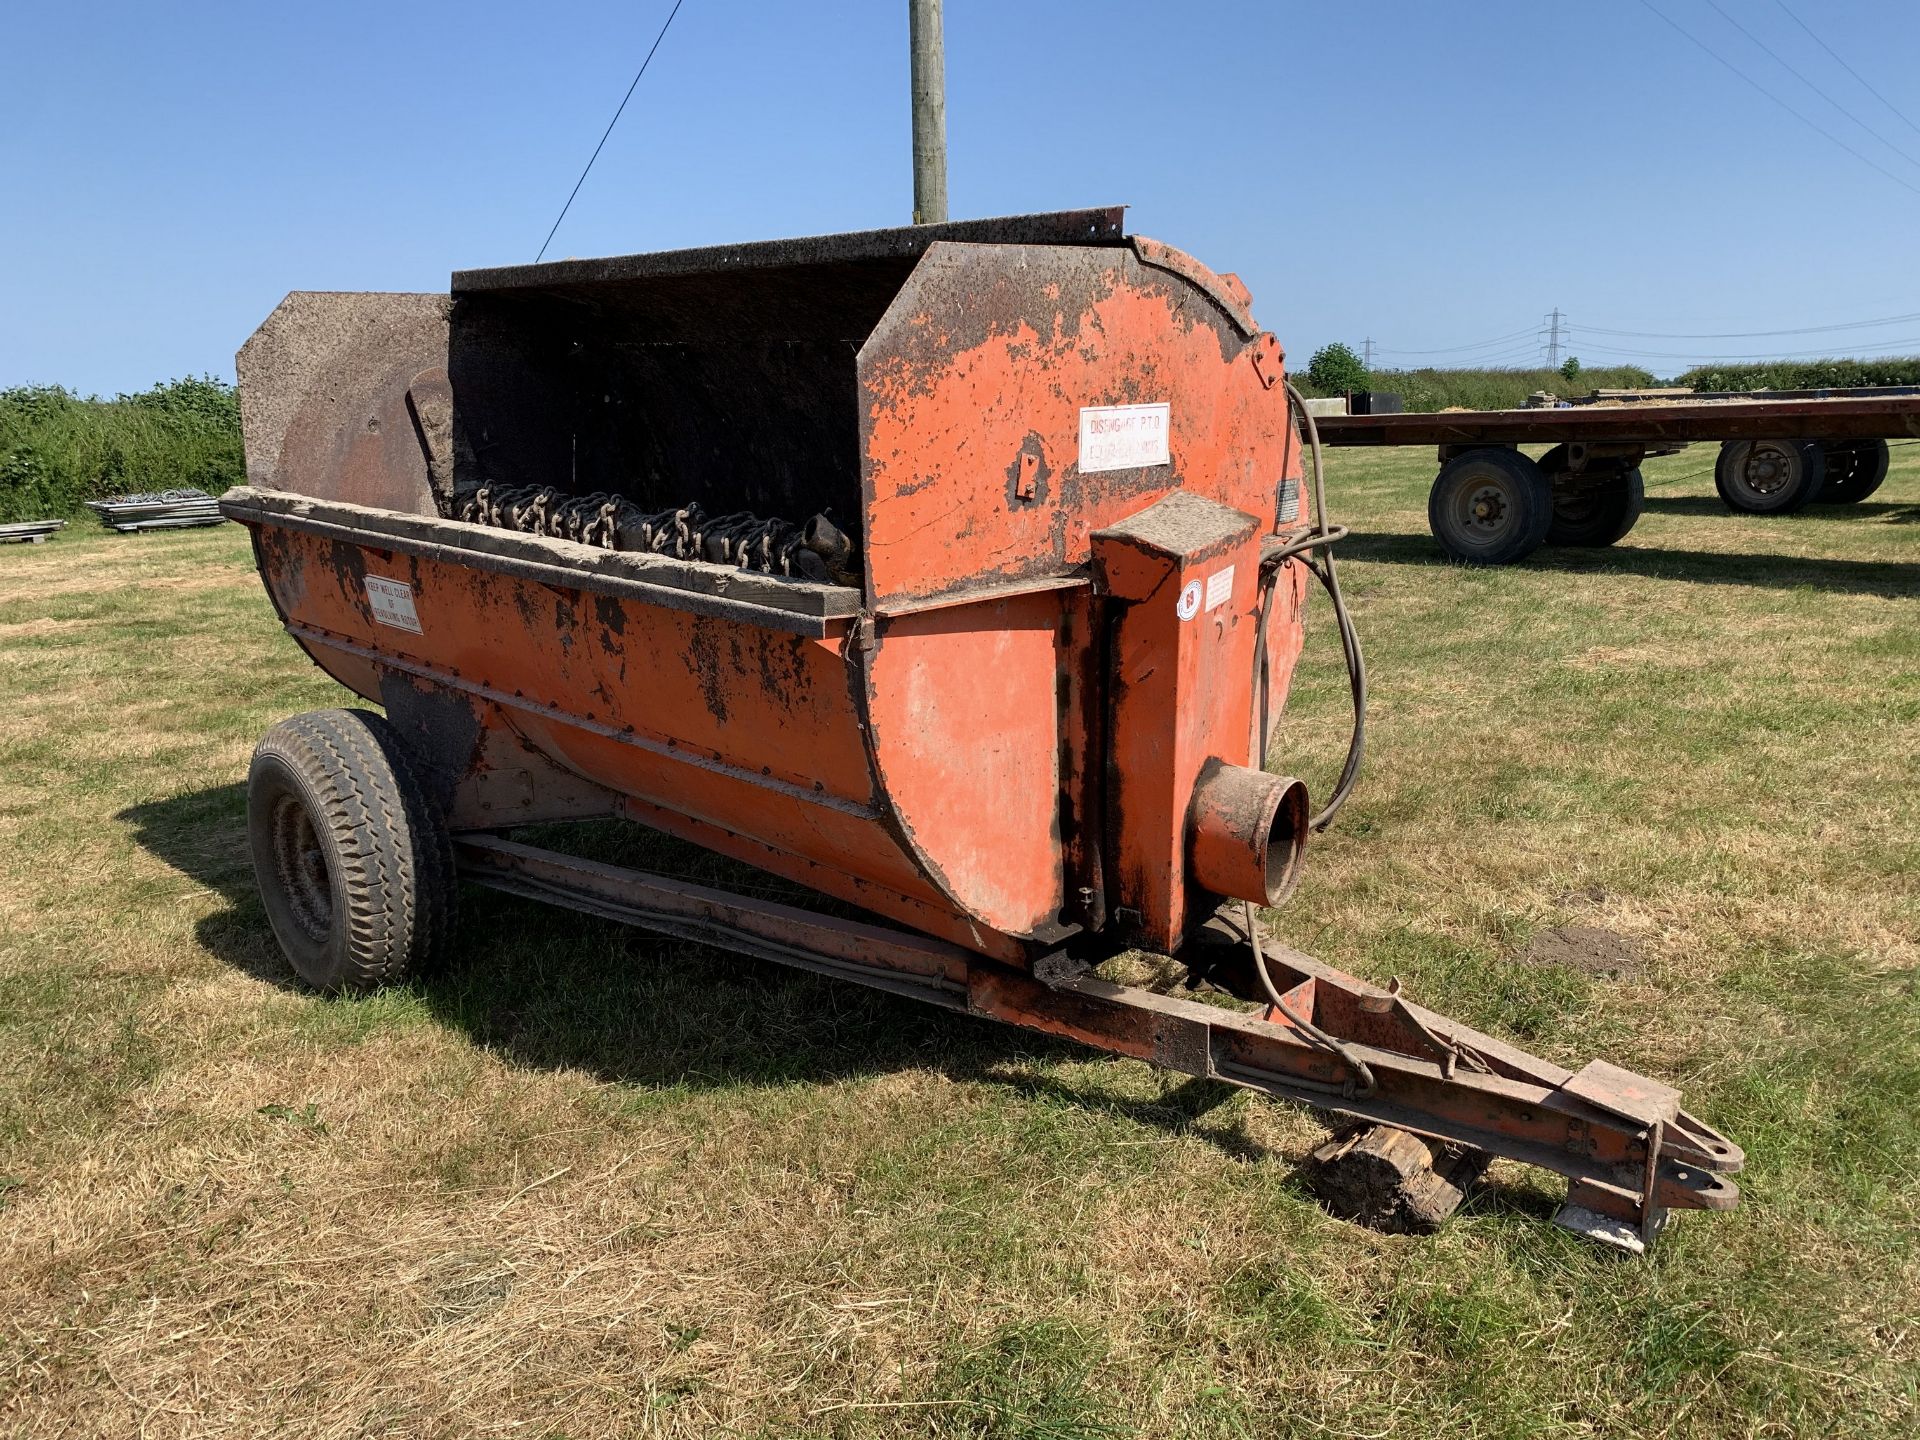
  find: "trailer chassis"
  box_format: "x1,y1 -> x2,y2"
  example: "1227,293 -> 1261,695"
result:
1319,394 -> 1920,564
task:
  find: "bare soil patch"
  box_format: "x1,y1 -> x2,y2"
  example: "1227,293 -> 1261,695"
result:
1525,924 -> 1644,979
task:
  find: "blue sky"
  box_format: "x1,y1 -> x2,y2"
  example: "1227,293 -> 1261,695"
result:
4,0 -> 1919,394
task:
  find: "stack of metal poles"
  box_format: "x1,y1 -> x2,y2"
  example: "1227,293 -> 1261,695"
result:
85,489 -> 226,533
0,519 -> 67,545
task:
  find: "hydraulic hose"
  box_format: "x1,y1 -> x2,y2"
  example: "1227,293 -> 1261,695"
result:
1238,898 -> 1376,1097
1232,382 -> 1375,1082
1256,381 -> 1367,833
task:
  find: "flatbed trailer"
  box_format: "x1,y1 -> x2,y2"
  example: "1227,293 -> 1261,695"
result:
1317,393 -> 1920,564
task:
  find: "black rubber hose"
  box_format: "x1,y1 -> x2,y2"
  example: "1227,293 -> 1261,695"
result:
1256,382 -> 1367,833
1236,898 -> 1376,1097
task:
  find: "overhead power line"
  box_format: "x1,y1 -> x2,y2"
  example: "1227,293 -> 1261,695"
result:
1579,311 -> 1920,341
1635,0 -> 1920,200
1471,354 -> 1554,369
1566,330 -> 1920,362
535,0 -> 688,263
1374,306 -> 1920,366
1384,343 -> 1548,369
1434,351 -> 1542,367
1772,0 -> 1920,142
1700,0 -> 1920,173
1379,326 -> 1539,356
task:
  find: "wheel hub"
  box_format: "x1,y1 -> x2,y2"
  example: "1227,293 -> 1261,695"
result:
270,794 -> 332,943
1742,446 -> 1790,495
1468,485 -> 1508,529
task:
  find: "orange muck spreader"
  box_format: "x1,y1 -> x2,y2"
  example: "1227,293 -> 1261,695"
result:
224,210 -> 1740,1251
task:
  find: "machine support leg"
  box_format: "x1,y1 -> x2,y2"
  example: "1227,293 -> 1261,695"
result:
1308,1124 -> 1491,1234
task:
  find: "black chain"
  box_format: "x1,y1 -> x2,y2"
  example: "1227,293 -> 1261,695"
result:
452,484 -> 857,586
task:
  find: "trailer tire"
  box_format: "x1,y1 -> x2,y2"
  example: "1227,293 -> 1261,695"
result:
247,708 -> 457,993
1538,446 -> 1645,547
1714,439 -> 1826,514
1428,449 -> 1552,565
1818,439 -> 1890,504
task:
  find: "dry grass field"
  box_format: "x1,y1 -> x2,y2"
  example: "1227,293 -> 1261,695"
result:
2,444 -> 1917,1437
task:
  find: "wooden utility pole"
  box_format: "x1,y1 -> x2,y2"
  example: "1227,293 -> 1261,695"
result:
909,0 -> 948,224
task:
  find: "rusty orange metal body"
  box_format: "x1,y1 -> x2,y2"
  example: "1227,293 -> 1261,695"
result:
230,210 -> 1310,963
227,211 -> 1742,1250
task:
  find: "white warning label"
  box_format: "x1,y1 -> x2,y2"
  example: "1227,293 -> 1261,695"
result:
1077,402 -> 1171,473
1204,565 -> 1235,612
1177,579 -> 1203,621
364,575 -> 422,634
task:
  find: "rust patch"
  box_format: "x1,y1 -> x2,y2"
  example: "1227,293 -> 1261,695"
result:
255,526 -> 310,613
685,617 -> 731,725
325,537 -> 375,625
593,592 -> 626,636
378,671 -> 484,814
751,631 -> 817,711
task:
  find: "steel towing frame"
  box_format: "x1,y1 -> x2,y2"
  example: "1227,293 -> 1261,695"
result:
456,832 -> 1743,1252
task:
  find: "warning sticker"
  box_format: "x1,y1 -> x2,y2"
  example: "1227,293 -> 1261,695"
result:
1176,579 -> 1203,621
365,575 -> 422,634
1078,402 -> 1170,473
1204,565 -> 1235,612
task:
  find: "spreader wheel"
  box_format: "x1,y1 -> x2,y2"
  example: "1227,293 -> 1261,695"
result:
1427,448 -> 1553,565
1714,439 -> 1826,514
1537,446 -> 1646,547
247,708 -> 457,992
1818,438 -> 1890,504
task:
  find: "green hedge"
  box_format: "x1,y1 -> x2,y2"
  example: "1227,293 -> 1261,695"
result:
1675,357 -> 1920,392
1312,365 -> 1659,414
0,377 -> 243,523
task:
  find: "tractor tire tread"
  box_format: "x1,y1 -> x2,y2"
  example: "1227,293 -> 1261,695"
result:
1820,439 -> 1890,504
1427,447 -> 1551,566
248,708 -> 455,991
1714,439 -> 1826,515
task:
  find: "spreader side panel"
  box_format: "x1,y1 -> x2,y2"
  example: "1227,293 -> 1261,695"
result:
857,240 -> 1292,611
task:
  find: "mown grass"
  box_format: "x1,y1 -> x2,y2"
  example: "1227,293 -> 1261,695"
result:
1,447 -> 1916,1437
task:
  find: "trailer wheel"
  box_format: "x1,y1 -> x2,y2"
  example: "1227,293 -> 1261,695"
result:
1427,449 -> 1552,565
247,708 -> 457,993
1537,446 -> 1645,547
1714,439 -> 1826,514
1818,439 -> 1890,504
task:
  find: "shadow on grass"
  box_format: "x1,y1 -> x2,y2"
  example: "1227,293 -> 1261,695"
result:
116,784 -> 1307,1172
1341,529 -> 1920,596
1641,494 -> 1920,523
